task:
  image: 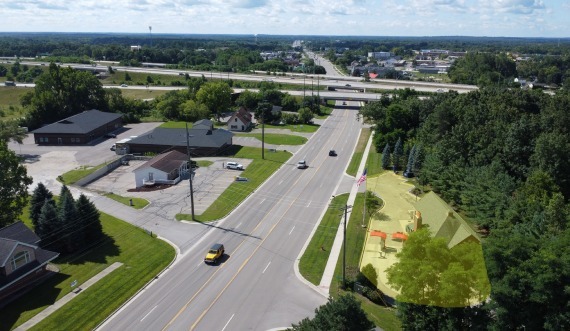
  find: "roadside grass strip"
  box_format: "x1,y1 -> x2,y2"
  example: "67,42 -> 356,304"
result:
346,128 -> 372,177
263,123 -> 320,133
2,212 -> 174,331
299,194 -> 349,285
176,146 -> 292,222
235,133 -> 307,145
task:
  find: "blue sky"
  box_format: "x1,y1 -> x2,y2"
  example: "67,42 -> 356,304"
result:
1,0 -> 569,37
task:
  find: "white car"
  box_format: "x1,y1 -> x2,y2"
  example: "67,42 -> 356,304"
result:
297,160 -> 308,169
226,162 -> 244,170
120,84 -> 128,87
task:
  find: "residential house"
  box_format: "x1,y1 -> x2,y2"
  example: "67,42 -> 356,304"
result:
0,221 -> 59,306
407,192 -> 480,249
227,107 -> 253,132
133,150 -> 189,188
32,109 -> 123,145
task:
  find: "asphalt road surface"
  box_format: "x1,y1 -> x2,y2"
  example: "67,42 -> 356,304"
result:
99,105 -> 362,331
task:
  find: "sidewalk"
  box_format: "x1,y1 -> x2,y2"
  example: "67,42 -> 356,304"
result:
317,131 -> 374,293
15,262 -> 123,331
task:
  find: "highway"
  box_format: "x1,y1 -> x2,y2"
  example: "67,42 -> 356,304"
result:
99,104 -> 363,330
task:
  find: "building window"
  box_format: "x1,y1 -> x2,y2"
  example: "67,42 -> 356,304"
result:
39,137 -> 49,143
10,250 -> 31,271
235,118 -> 238,122
231,125 -> 237,129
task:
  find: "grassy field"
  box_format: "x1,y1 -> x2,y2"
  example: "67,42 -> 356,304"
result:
176,146 -> 292,222
299,194 -> 349,285
346,128 -> 372,177
59,164 -> 108,185
117,88 -> 170,100
103,193 -> 149,210
263,123 -> 320,133
328,192 -> 401,331
235,133 -> 307,145
0,211 -> 174,331
0,87 -> 28,120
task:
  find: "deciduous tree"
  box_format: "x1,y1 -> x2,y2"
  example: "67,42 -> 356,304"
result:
0,142 -> 32,228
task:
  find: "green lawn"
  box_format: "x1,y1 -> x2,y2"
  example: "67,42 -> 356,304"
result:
235,133 -> 307,145
117,87 -> 170,100
0,212 -> 174,331
59,164 -> 107,185
346,128 -> 372,177
103,193 -> 149,209
176,146 -> 292,222
0,87 -> 28,120
299,194 -> 349,285
263,123 -> 319,133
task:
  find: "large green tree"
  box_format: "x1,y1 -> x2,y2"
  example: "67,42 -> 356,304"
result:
196,81 -> 232,121
21,63 -> 107,129
289,294 -> 374,331
0,141 -> 32,228
30,182 -> 54,228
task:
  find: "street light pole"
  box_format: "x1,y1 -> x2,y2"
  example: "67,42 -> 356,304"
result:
185,123 -> 195,220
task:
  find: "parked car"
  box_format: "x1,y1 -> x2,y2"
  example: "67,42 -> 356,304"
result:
226,161 -> 244,170
105,133 -> 117,138
297,160 -> 308,169
110,144 -> 116,151
328,150 -> 337,157
204,243 -> 225,264
345,84 -> 351,87
120,84 -> 128,87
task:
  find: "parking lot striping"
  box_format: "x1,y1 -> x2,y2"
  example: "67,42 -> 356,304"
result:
140,305 -> 158,322
262,261 -> 271,274
221,314 -> 235,331
259,198 -> 265,205
237,222 -> 242,228
289,226 -> 295,235
306,201 -> 311,207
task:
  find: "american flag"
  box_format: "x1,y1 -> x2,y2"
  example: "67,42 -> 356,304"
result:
357,168 -> 367,186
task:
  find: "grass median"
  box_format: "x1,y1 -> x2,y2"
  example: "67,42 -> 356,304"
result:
1,212 -> 174,331
235,133 -> 307,145
58,164 -> 107,185
176,146 -> 292,222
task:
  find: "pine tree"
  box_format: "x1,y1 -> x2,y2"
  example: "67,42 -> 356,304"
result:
36,199 -> 61,251
412,144 -> 424,173
30,183 -> 53,228
382,143 -> 391,169
76,194 -> 103,244
58,189 -> 82,253
393,137 -> 404,170
406,145 -> 417,173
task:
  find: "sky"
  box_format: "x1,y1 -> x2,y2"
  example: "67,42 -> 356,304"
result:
1,0 -> 569,38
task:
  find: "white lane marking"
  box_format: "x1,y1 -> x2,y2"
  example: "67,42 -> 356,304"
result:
140,305 -> 157,322
259,198 -> 265,205
306,201 -> 311,207
237,222 -> 242,228
262,261 -> 271,274
289,226 -> 295,235
279,180 -> 283,185
221,314 -> 235,331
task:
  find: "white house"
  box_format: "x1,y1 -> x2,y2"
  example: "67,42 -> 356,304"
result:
227,107 -> 253,132
133,150 -> 188,188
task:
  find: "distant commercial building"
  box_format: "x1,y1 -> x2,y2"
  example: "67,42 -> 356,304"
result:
368,52 -> 392,60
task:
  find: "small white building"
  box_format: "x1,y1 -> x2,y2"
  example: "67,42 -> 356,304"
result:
133,150 -> 188,188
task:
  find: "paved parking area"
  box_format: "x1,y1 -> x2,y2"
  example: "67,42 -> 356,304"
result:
85,158 -> 253,217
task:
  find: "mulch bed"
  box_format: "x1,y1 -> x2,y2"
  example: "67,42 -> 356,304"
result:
127,184 -> 174,192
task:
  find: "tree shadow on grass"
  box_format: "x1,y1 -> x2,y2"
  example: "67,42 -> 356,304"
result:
0,272 -> 69,331
56,233 -> 121,266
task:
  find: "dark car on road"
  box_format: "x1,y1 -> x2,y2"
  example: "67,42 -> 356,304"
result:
329,150 -> 337,156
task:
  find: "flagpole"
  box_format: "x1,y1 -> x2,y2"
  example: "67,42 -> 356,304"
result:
362,179 -> 367,228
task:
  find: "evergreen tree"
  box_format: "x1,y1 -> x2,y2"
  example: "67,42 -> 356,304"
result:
412,144 -> 423,173
76,194 -> 103,244
36,199 -> 61,251
58,188 -> 82,253
289,294 -> 374,331
382,143 -> 391,169
393,137 -> 404,170
406,145 -> 417,173
30,183 -> 53,228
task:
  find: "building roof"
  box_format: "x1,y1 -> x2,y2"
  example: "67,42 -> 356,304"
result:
228,107 -> 252,126
128,127 -> 233,149
414,192 -> 479,248
0,221 -> 40,245
135,150 -> 188,173
32,109 -> 122,134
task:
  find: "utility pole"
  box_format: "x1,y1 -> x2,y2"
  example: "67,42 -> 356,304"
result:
340,204 -> 352,288
185,123 -> 195,220
261,110 -> 265,159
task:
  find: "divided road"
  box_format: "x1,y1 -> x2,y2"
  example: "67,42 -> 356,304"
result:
99,105 -> 363,330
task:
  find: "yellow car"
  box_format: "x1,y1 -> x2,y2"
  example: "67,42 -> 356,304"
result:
204,243 -> 225,264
